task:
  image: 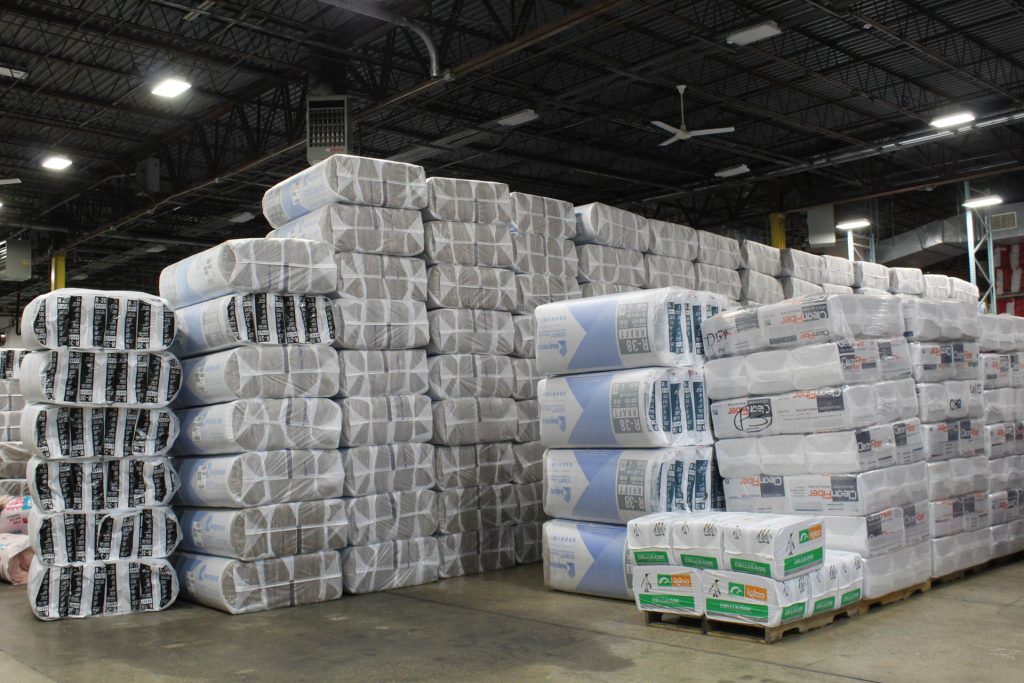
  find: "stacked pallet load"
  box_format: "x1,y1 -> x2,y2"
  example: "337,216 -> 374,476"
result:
702,294 -> 937,601
536,287 -> 719,601
694,231 -> 742,305
853,261 -> 891,296
738,241 -> 784,307
778,248 -> 826,298
159,236 -> 348,613
994,243 -> 1024,314
21,290 -> 182,619
574,202 -> 649,299
0,348 -> 28,497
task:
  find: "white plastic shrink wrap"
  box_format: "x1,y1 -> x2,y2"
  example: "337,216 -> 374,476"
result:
853,261 -> 890,290
513,441 -> 544,483
427,354 -> 513,399
341,443 -> 435,496
336,350 -> 428,397
423,177 -> 512,224
915,381 -> 984,422
574,202 -> 649,252
434,486 -> 483,534
931,529 -> 992,577
645,255 -> 696,290
177,500 -> 347,561
423,221 -> 514,268
543,519 -> 632,600
478,483 -> 519,528
29,557 -> 177,620
930,492 -> 990,539
262,153 -> 427,226
517,399 -> 539,443
426,264 -> 517,311
173,293 -> 335,359
576,244 -> 646,287
431,397 -> 517,446
536,288 -> 695,374
160,238 -> 336,310
438,532 -> 481,578
23,406 -> 179,459
780,249 -> 825,282
512,357 -> 539,400
512,315 -> 535,358
580,283 -> 641,298
889,267 -> 925,295
427,309 -> 513,355
926,457 -> 989,500
739,270 -> 785,305
335,253 -> 428,301
0,348 -> 29,378
516,481 -> 545,524
949,277 -> 980,302
514,274 -> 581,314
860,541 -> 931,598
780,277 -> 824,299
981,353 -> 1012,389
341,536 -> 439,594
174,398 -> 342,455
174,550 -> 342,614
30,507 -> 181,564
510,192 -> 576,240
332,299 -> 427,350
823,508 -> 906,557
0,480 -> 29,497
433,442 -> 514,489
740,241 -> 782,276
29,457 -> 177,511
822,283 -> 854,294
908,341 -> 981,382
901,297 -> 980,342
821,255 -> 855,286
0,533 -> 32,584
515,521 -> 543,563
0,413 -> 21,444
176,345 -> 340,407
923,274 -> 951,299
23,290 -> 176,352
510,233 -> 578,277
337,395 -> 432,446
174,450 -> 344,507
695,232 -> 741,270
343,489 -> 438,545
647,219 -> 697,261
266,203 -> 425,256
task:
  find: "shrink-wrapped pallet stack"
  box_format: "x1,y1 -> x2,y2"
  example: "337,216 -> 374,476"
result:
20,289 -> 182,619
738,241 -> 784,306
0,348 -> 29,497
573,203 -> 649,298
536,287 -> 722,601
703,294 -> 939,600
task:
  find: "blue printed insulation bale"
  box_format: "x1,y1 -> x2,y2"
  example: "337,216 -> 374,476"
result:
542,519 -> 632,601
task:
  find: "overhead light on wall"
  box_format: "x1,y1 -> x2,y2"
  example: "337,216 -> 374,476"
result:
0,65 -> 27,80
930,111 -> 975,128
151,78 -> 192,98
495,109 -> 539,127
963,195 -> 1003,209
836,218 -> 871,230
41,155 -> 72,170
714,164 -> 750,178
726,21 -> 782,46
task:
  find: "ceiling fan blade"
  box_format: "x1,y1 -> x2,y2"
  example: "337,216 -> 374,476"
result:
0,178 -> 21,185
651,120 -> 680,134
687,127 -> 736,137
658,136 -> 681,146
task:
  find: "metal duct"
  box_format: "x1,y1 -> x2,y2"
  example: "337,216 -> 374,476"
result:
875,202 -> 1024,266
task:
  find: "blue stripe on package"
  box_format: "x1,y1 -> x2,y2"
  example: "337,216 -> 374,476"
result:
542,519 -> 633,601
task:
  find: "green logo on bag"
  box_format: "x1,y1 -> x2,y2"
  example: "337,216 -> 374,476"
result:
799,530 -> 809,543
657,575 -> 672,587
729,582 -> 745,597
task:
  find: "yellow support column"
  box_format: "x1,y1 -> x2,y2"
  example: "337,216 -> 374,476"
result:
770,213 -> 786,249
50,252 -> 66,291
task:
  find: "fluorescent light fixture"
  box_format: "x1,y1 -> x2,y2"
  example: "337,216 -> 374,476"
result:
715,164 -> 750,178
930,111 -> 975,128
836,218 -> 871,230
0,66 -> 27,80
496,109 -> 539,127
963,195 -> 1003,209
144,244 -> 168,254
151,78 -> 192,98
726,21 -> 782,46
227,211 -> 255,224
0,201 -> 4,209
41,155 -> 72,170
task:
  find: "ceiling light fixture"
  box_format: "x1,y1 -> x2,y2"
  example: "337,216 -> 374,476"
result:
930,111 -> 975,128
0,66 -> 27,80
495,109 -> 539,127
41,155 -> 72,170
227,211 -> 255,224
714,164 -> 750,178
963,195 -> 1003,209
0,201 -> 4,209
726,21 -> 783,46
151,78 -> 192,98
836,218 -> 871,230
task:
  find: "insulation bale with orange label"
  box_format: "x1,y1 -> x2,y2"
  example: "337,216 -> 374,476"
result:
632,565 -> 703,616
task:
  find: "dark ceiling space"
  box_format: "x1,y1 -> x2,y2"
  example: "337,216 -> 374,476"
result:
0,0 -> 1022,320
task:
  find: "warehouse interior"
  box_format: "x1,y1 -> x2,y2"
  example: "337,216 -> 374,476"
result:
1,1 -> 1024,681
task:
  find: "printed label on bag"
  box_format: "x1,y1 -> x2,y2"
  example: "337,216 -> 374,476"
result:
616,301 -> 651,356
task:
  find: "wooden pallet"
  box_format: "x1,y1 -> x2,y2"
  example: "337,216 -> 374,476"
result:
931,562 -> 990,586
857,580 -> 931,614
643,605 -> 857,644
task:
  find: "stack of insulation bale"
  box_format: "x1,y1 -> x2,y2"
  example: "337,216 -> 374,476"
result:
778,249 -> 827,299
703,294 -> 939,601
158,235 -> 350,613
21,289 -> 182,619
574,203 -> 648,298
643,218 -> 697,292
261,153 -> 441,597
694,232 -> 742,305
507,192 -> 582,565
0,348 -> 28,497
738,241 -> 784,307
536,287 -> 719,601
853,261 -> 891,296
422,176 -> 522,580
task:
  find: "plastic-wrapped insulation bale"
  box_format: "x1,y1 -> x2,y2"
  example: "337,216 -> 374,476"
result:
434,486 -> 482,534
432,442 -> 514,489
335,349 -> 428,397
176,344 -> 340,407
332,299 -> 427,350
425,354 -> 513,400
343,489 -> 438,546
335,252 -> 428,301
30,507 -> 180,564
949,277 -> 980,302
512,442 -> 544,483
926,456 -> 989,500
740,241 -> 782,277
174,398 -> 342,455
437,531 -> 481,578
900,296 -> 945,341
511,357 -> 539,400
889,267 -> 925,295
426,309 -> 513,356
160,238 -> 336,310
855,287 -> 889,296
174,450 -> 344,507
29,557 -> 177,620
431,397 -> 517,446
0,496 -> 30,534
261,153 -> 427,226
29,457 -> 176,511
176,500 -> 347,561
822,283 -> 854,294
695,263 -> 741,300
511,233 -> 578,277
695,232 -> 741,270
916,381 -> 985,422
174,550 -> 342,614
22,290 -> 175,351
515,481 -> 545,524
821,255 -> 855,287
0,412 -> 20,443
516,399 -> 539,443
853,261 -> 890,290
931,528 -> 992,577
514,274 -> 581,314
423,177 -> 512,224
647,219 -> 697,261
423,221 -> 514,268
341,536 -> 439,594
780,277 -> 824,299
823,508 -> 905,557
580,283 -> 642,298
340,443 -> 434,496
478,483 -> 519,528
645,254 -> 696,289
941,301 -> 980,341
426,264 -> 517,311
512,315 -> 535,358
779,249 -> 826,282
930,492 -> 989,539
573,202 -> 649,252
542,519 -> 632,600
738,270 -> 785,305
0,480 -> 29,497
922,273 -> 952,300
781,462 -> 929,516
576,244 -> 646,287
0,348 -> 28,378
535,288 -> 695,374
266,203 -> 424,256
23,406 -> 178,460
515,521 -> 543,564
983,423 -> 1010,459
860,541 -> 931,598
337,395 -> 432,446
0,533 -> 32,585
510,191 -> 575,240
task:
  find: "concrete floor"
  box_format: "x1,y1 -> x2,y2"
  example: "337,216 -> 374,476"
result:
0,561 -> 1023,683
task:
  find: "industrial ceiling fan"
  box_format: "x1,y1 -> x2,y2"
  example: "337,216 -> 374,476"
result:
651,85 -> 734,146
0,178 -> 21,186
